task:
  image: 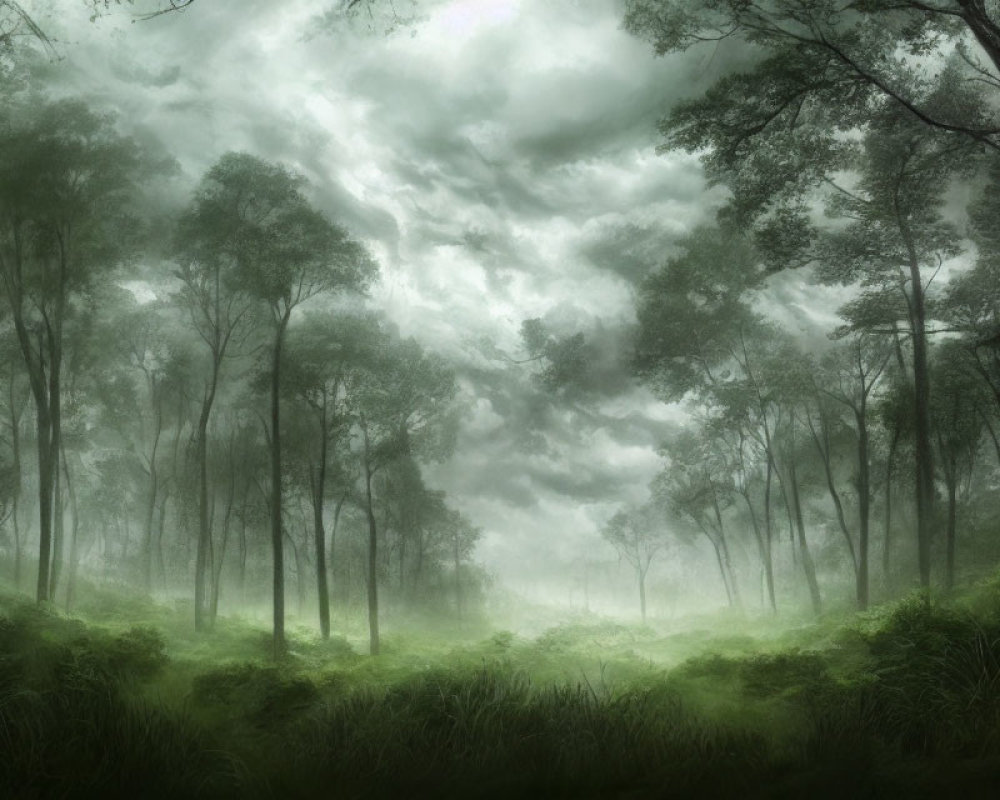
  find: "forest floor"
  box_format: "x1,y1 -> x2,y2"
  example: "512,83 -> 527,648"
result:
3,578 -> 1000,798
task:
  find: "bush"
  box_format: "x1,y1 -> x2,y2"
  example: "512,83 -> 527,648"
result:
191,662 -> 319,726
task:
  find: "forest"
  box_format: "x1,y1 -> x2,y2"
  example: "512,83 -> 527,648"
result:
3,0 -> 1000,797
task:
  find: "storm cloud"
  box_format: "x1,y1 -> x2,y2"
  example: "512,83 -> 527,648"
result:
42,0 -> 736,586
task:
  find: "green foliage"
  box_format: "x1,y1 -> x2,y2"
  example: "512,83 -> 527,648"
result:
8,583 -> 1000,796
0,599 -> 233,798
192,662 -> 320,726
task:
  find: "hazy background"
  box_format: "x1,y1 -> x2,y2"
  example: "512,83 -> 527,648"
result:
22,0 -> 757,608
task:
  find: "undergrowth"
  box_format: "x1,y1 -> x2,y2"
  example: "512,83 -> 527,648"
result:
3,581 -> 1000,798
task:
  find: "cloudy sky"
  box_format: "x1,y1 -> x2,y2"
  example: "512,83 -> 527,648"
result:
33,0 -> 817,602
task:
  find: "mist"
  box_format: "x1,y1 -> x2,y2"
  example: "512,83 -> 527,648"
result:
2,1 -> 1000,797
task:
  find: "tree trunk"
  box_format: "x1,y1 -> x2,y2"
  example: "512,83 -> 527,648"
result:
194,403 -> 212,631
856,407 -> 871,610
637,565 -> 647,623
898,208 -> 935,588
329,491 -> 347,608
709,535 -> 732,606
34,407 -> 53,604
958,0 -> 1000,75
945,468 -> 957,591
362,422 -> 380,656
142,401 -> 163,593
764,456 -> 776,605
787,454 -> 822,615
7,377 -> 24,591
708,476 -> 741,608
238,489 -> 249,604
454,536 -> 464,620
808,412 -> 859,579
312,402 -> 331,639
269,311 -> 291,656
210,447 -> 237,625
63,448 -> 80,613
49,430 -> 63,601
155,489 -> 169,592
3,235 -> 57,605
883,425 -> 900,581
743,491 -> 775,612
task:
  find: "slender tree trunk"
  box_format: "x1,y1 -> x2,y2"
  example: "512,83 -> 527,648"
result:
637,564 -> 647,623
12,495 -> 21,590
312,399 -> 330,639
764,456 -> 775,595
708,535 -> 732,606
155,489 -> 169,592
7,378 -> 24,591
194,403 -> 212,631
785,453 -> 822,615
34,407 -> 53,604
454,536 -> 464,620
269,312 -> 291,655
709,481 -> 741,608
143,401 -> 163,593
329,491 -> 347,609
945,469 -> 957,592
808,413 -> 859,579
883,425 -> 900,581
238,488 -> 249,604
63,447 -> 80,613
49,429 -> 63,601
856,407 -> 872,610
898,208 -> 934,588
292,529 -> 306,617
743,491 -> 775,612
362,422 -> 380,656
210,449 -> 237,625
3,234 -> 56,605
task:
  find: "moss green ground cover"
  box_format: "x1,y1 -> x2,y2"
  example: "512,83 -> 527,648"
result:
4,580 -> 1000,798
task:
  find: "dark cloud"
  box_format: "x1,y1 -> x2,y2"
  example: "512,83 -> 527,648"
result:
47,0 -> 711,582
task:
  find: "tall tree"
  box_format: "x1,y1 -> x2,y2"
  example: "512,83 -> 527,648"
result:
0,99 -> 157,602
813,108 -> 970,587
179,152 -> 376,652
441,505 -> 481,620
173,157 -> 259,631
627,1 -> 984,589
807,336 -> 892,608
284,311 -> 380,639
930,343 -> 987,590
354,334 -> 457,654
602,502 -> 669,622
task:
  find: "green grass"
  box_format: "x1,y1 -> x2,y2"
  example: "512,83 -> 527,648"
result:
4,579 -> 1000,797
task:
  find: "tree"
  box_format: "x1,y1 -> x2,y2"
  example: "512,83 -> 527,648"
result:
812,109 -> 970,588
284,311 -> 381,639
946,165 -> 1000,458
624,0 -> 1000,153
182,152 -> 376,653
354,334 -> 457,654
930,343 -> 987,589
0,324 -> 28,588
626,2 -> 986,589
440,506 -> 481,620
173,158 -> 259,632
602,503 -> 669,622
0,98 -> 160,603
807,336 -> 892,608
